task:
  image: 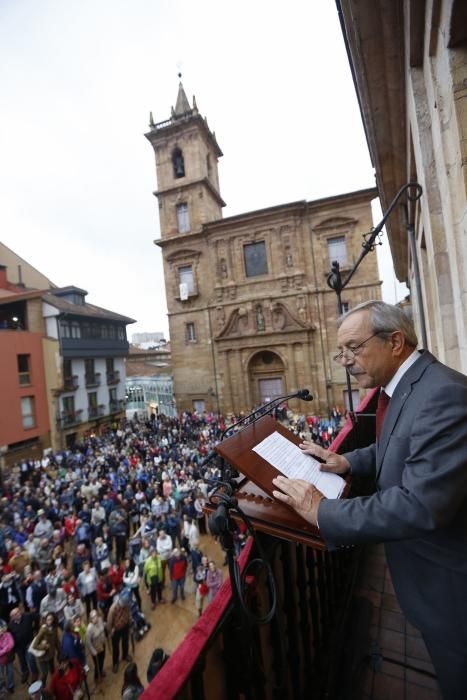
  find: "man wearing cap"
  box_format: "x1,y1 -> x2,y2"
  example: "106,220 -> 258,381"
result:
107,591 -> 131,673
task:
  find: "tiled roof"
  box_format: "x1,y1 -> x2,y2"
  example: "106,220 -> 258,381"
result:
44,292 -> 136,324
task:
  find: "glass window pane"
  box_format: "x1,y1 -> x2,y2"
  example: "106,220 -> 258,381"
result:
176,203 -> 190,233
244,242 -> 268,277
179,266 -> 194,293
327,236 -> 347,266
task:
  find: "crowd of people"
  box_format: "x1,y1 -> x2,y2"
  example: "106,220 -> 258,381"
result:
0,407 -> 338,698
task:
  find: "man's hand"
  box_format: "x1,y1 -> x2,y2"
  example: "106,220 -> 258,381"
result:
299,441 -> 350,475
272,476 -> 325,527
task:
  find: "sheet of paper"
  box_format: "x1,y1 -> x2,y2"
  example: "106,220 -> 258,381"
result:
252,431 -> 345,499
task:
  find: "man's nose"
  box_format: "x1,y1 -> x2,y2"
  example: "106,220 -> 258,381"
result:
341,351 -> 354,367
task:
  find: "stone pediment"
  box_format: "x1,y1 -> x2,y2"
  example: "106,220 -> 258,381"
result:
216,301 -> 312,339
166,248 -> 200,262
314,216 -> 357,231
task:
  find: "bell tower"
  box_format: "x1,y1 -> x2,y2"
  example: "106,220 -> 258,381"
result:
145,79 -> 226,414
145,78 -> 225,238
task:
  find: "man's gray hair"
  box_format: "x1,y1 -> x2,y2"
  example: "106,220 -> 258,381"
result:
338,300 -> 418,347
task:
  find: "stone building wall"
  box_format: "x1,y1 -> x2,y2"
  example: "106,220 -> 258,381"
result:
147,86 -> 381,417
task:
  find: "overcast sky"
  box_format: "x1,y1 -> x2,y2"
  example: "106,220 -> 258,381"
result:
0,0 -> 407,339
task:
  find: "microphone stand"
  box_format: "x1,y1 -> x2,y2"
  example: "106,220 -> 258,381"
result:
207,390 -> 314,623
221,389 -> 313,440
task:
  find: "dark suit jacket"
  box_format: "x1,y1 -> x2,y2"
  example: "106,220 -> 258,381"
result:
318,351 -> 467,646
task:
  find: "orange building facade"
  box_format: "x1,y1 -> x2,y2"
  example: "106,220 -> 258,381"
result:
0,329 -> 50,451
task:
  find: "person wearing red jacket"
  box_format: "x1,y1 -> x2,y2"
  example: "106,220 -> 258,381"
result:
49,656 -> 84,700
108,563 -> 124,594
168,548 -> 187,604
64,514 -> 77,540
96,570 -> 116,620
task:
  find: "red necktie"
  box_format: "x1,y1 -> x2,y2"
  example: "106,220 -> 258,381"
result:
375,389 -> 390,440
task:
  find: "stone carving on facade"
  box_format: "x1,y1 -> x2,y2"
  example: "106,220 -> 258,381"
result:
216,301 -> 310,340
296,294 -> 308,323
256,305 -> 265,331
216,306 -> 225,330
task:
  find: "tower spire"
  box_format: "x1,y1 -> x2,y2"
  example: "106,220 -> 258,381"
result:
174,73 -> 191,116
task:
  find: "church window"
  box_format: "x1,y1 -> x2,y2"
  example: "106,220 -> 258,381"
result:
176,203 -> 190,233
244,241 -> 268,277
327,236 -> 347,267
172,148 -> 185,178
186,322 -> 196,342
178,265 -> 194,297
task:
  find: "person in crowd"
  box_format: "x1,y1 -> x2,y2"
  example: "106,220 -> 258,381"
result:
107,590 -> 131,673
121,661 -> 144,700
194,557 -> 210,616
109,507 -> 128,565
61,571 -> 79,600
93,537 -> 111,574
206,560 -> 223,603
31,613 -> 60,684
155,530 -> 172,584
76,560 -> 98,618
40,584 -> 67,628
272,300 -> 467,699
34,511 -> 53,541
0,571 -> 23,621
123,558 -> 141,610
0,618 -> 15,693
49,654 -> 84,700
96,569 -> 116,621
28,679 -> 52,700
146,647 -> 169,683
143,549 -> 163,610
85,608 -> 106,683
26,570 -> 48,618
9,606 -> 36,684
168,548 -> 187,604
60,619 -> 85,667
188,519 -> 200,551
63,593 -> 85,625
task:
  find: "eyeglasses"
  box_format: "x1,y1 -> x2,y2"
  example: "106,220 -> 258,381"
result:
333,332 -> 385,363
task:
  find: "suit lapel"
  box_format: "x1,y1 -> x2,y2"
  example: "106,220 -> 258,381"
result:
375,351 -> 435,480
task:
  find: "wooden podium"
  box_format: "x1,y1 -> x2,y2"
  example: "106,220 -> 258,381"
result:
210,415 -> 350,551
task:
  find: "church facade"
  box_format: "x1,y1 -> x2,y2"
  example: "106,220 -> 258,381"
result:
145,84 -> 381,416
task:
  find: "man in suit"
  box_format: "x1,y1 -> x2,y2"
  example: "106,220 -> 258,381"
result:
272,300 -> 467,699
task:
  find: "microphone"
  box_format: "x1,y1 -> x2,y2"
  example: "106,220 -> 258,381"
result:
221,389 -> 313,439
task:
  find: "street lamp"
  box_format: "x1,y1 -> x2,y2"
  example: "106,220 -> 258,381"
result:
326,182 -> 424,422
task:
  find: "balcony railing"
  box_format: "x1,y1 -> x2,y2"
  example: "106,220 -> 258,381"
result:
109,399 -> 125,413
88,405 -> 105,420
63,375 -> 79,392
141,390 -> 379,700
106,370 -> 120,385
59,410 -> 83,428
85,372 -> 101,388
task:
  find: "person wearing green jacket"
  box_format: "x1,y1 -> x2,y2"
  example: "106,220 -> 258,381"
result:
143,550 -> 163,610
